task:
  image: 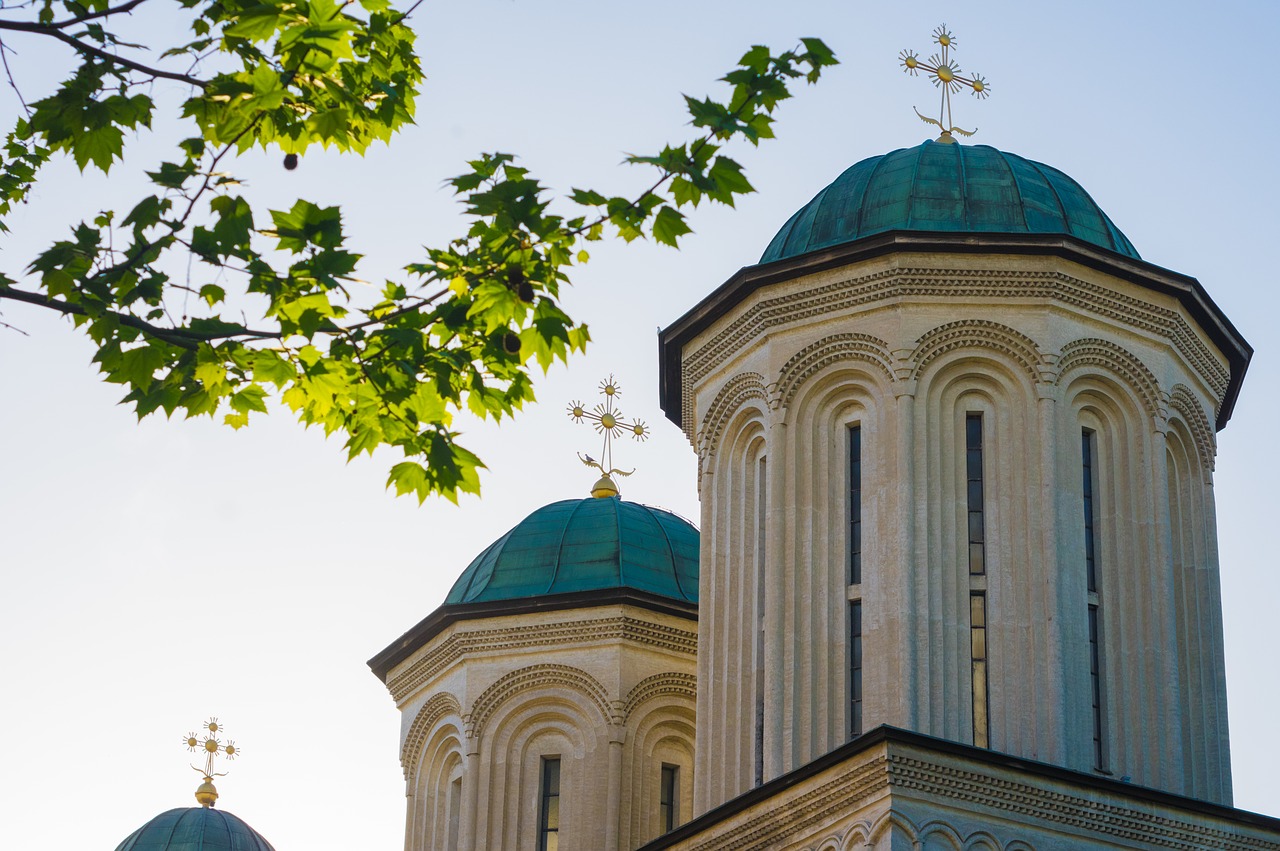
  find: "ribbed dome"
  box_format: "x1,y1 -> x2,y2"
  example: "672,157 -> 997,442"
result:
114,807 -> 275,851
761,140 -> 1139,263
445,497 -> 699,605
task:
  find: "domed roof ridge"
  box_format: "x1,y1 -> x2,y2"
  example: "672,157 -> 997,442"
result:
759,140 -> 1140,264
544,496 -> 593,594
114,807 -> 275,851
443,496 -> 699,607
635,501 -> 689,600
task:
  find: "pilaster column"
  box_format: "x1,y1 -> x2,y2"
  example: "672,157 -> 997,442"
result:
892,379 -> 918,729
459,737 -> 480,851
764,413 -> 787,782
1036,384 -> 1068,764
605,725 -> 625,850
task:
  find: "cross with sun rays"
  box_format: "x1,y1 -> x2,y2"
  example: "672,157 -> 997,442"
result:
182,716 -> 239,807
899,24 -> 991,143
567,375 -> 649,498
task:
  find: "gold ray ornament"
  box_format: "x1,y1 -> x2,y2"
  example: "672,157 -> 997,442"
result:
899,24 -> 991,143
567,375 -> 649,498
182,716 -> 240,808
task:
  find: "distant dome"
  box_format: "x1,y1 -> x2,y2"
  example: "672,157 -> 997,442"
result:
445,497 -> 699,605
114,807 -> 275,851
760,140 -> 1139,264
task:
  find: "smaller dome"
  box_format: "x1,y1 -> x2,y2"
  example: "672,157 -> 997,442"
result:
761,140 -> 1139,263
114,807 -> 275,851
445,497 -> 699,605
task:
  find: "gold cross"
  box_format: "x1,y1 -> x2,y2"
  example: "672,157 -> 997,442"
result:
567,375 -> 649,498
182,716 -> 239,807
899,25 -> 990,143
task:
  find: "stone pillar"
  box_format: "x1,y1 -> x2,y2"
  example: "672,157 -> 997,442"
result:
605,725 -> 625,850
459,738 -> 480,850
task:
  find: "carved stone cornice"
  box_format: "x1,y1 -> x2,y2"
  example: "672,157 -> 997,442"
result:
385,614 -> 697,703
662,258 -> 1242,436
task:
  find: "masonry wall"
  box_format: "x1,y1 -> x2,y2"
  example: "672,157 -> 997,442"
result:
683,252 -> 1232,813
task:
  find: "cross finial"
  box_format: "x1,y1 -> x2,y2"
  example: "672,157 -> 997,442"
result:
182,716 -> 240,808
899,24 -> 991,143
567,375 -> 649,498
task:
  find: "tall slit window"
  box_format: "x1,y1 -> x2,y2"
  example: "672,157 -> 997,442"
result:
970,592 -> 989,748
754,456 -> 766,787
848,425 -> 863,739
849,425 -> 863,584
659,764 -> 678,834
966,414 -> 985,576
538,757 -> 560,851
1083,429 -> 1107,770
849,600 -> 863,738
447,775 -> 461,850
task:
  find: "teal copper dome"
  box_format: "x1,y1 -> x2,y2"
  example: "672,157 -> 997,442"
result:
445,497 -> 699,605
761,140 -> 1139,263
114,807 -> 275,851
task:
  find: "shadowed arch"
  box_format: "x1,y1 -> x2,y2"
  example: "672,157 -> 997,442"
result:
1168,384 -> 1216,472
867,809 -> 920,846
776,332 -> 896,409
918,819 -> 965,850
470,664 -> 611,735
622,672 -> 697,719
697,372 -> 770,459
1056,338 -> 1161,422
910,320 -> 1045,383
401,692 -> 462,781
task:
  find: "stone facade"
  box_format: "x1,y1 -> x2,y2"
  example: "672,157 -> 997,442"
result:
660,238 -> 1241,813
373,597 -> 698,851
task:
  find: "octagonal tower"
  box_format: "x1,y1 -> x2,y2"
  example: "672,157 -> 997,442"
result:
658,140 -> 1249,816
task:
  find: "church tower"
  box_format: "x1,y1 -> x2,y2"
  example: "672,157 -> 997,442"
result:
658,137 -> 1248,817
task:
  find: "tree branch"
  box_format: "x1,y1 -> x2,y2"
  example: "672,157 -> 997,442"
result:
0,17 -> 207,87
0,284 -> 281,347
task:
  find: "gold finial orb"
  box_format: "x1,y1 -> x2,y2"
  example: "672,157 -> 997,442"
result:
195,778 -> 219,808
591,474 -> 620,499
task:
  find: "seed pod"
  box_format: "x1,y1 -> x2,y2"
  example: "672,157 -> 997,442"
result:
283,153 -> 298,170
503,333 -> 522,354
518,281 -> 534,302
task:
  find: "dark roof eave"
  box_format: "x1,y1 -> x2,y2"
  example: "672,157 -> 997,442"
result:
636,724 -> 1280,851
367,588 -> 698,684
658,231 -> 1251,431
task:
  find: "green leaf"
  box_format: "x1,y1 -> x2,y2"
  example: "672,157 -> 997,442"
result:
652,205 -> 692,247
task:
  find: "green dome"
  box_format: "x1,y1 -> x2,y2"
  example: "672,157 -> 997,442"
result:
761,140 -> 1139,263
445,497 -> 699,605
114,808 -> 275,851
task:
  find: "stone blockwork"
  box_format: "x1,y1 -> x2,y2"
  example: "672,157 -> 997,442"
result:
381,601 -> 698,851
639,728 -> 1280,851
665,246 -> 1239,812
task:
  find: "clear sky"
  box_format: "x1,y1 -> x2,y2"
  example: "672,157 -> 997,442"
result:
1,1 -> 1277,847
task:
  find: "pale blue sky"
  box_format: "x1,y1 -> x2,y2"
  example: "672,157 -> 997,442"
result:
1,2 -> 1277,847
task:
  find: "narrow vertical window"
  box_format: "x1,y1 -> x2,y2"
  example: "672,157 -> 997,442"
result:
538,757 -> 560,851
659,764 -> 678,834
1088,605 -> 1105,769
446,776 -> 462,850
754,456 -> 766,787
849,425 -> 862,585
849,600 -> 863,738
1082,430 -> 1098,594
966,414 -> 985,576
970,592 -> 989,748
848,424 -> 863,740
1083,429 -> 1108,769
